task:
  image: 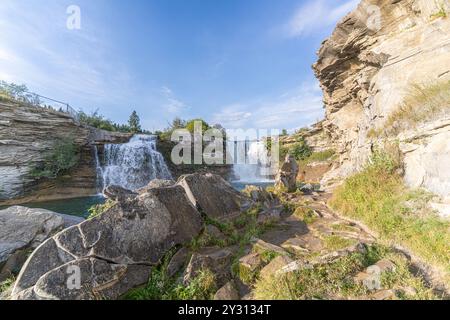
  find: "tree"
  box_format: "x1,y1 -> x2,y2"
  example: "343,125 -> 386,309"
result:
171,117 -> 187,129
128,110 -> 142,133
185,119 -> 209,134
281,129 -> 288,136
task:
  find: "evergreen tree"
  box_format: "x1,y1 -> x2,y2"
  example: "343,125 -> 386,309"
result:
128,110 -> 142,133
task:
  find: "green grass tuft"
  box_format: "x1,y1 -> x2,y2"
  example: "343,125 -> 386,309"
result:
330,149 -> 450,281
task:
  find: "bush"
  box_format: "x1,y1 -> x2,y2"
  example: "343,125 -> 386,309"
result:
30,137 -> 80,179
288,138 -> 312,161
185,119 -> 210,133
87,200 -> 116,219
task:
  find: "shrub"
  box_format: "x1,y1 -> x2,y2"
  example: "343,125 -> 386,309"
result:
87,200 -> 116,219
185,119 -> 210,133
30,137 -> 80,179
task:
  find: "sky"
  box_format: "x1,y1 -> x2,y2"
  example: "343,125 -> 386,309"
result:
0,0 -> 359,132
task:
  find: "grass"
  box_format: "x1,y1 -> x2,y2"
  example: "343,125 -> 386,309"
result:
430,1 -> 448,20
368,81 -> 450,138
293,206 -> 318,224
87,199 -> 116,219
253,244 -> 437,300
0,277 -> 15,296
298,149 -> 335,167
323,235 -> 356,251
123,247 -> 217,300
329,148 -> 450,281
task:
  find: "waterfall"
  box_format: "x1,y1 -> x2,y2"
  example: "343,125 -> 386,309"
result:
98,134 -> 172,191
228,140 -> 274,183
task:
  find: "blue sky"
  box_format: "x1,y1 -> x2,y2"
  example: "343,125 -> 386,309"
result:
0,0 -> 359,132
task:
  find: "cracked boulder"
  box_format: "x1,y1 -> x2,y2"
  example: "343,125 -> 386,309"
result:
178,173 -> 247,220
11,185 -> 203,300
0,206 -> 66,281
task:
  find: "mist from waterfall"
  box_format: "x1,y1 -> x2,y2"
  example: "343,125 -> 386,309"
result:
98,134 -> 172,191
228,140 -> 274,183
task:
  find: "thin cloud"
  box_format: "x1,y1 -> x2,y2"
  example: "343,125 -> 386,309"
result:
211,82 -> 324,130
161,86 -> 189,114
284,0 -> 359,38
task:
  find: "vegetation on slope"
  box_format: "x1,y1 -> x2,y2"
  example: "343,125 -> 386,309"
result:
30,137 -> 80,179
368,80 -> 450,138
329,147 -> 450,279
253,244 -> 437,300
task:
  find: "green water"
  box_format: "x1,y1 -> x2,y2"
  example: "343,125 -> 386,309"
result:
0,195 -> 106,218
231,181 -> 274,192
0,182 -> 271,218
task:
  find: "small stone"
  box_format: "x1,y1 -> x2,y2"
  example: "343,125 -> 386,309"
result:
167,248 -> 190,278
238,253 -> 262,272
371,289 -> 396,300
259,255 -> 294,280
354,272 -> 381,291
252,239 -> 288,257
205,225 -> 226,241
374,259 -> 396,273
214,281 -> 239,300
398,286 -> 418,297
281,238 -> 310,255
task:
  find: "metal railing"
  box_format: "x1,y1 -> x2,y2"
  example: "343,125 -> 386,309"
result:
0,82 -> 79,121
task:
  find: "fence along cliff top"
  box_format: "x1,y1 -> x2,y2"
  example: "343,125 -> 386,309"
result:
0,81 -> 79,121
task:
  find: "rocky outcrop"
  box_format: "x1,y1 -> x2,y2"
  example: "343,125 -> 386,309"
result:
177,173 -> 246,220
10,173 -> 245,300
275,155 -> 299,192
0,206 -> 68,281
313,0 -> 450,192
11,183 -> 203,300
0,101 -> 131,204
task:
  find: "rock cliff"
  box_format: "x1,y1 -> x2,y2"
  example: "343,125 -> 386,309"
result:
0,101 -> 131,204
313,0 -> 450,199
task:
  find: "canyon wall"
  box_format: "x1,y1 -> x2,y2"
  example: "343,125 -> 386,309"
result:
313,0 -> 450,199
0,101 -> 131,204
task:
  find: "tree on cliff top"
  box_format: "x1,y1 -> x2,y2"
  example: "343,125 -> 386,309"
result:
128,110 -> 142,133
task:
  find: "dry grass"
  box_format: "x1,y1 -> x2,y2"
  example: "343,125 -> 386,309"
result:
368,81 -> 450,138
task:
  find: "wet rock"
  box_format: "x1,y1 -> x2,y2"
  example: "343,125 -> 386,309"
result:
0,206 -> 65,281
275,155 -> 299,193
214,280 -> 240,300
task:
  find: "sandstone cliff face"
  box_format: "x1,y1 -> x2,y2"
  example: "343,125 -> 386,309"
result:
0,101 -> 131,203
313,0 -> 450,198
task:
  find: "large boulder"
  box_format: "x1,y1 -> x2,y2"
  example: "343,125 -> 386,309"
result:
0,206 -> 66,281
11,185 -> 203,300
275,155 -> 299,192
136,179 -> 175,194
177,173 -> 246,220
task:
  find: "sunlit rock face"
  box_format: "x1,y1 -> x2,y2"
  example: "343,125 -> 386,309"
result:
0,101 -> 132,204
313,0 -> 450,194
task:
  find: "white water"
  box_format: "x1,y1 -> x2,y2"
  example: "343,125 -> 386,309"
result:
228,140 -> 274,183
99,134 -> 172,191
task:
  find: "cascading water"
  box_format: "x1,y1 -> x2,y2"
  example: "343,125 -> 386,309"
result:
228,140 -> 274,184
99,134 -> 172,191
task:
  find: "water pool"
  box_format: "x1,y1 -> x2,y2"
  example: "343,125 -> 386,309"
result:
0,195 -> 106,219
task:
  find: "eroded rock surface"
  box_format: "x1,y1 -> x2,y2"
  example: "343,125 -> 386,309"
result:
0,206 -> 65,281
11,184 -> 203,300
